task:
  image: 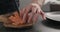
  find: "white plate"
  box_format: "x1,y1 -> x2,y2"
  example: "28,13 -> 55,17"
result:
45,12 -> 60,21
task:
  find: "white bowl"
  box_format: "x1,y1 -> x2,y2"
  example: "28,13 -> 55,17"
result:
45,12 -> 60,21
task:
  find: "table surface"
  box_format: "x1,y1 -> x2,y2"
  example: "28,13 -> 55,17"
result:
0,20 -> 60,32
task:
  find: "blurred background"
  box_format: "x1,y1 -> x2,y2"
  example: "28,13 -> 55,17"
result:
20,0 -> 60,12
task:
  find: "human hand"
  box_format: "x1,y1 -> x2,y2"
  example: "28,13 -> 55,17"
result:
20,3 -> 46,24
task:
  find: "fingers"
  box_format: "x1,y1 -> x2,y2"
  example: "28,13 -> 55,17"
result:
36,6 -> 46,20
27,13 -> 33,23
27,12 -> 38,24
38,10 -> 46,20
22,5 -> 32,22
22,13 -> 28,23
20,8 -> 26,18
27,6 -> 37,23
32,13 -> 38,24
31,6 -> 37,13
40,11 -> 46,20
20,4 -> 46,24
